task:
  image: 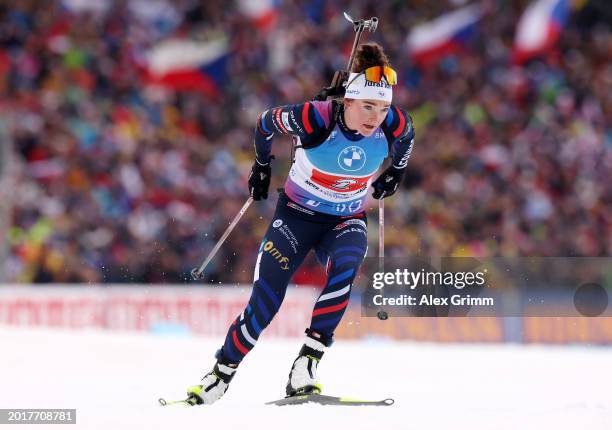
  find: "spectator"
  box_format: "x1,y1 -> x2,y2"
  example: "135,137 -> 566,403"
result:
1,0 -> 610,284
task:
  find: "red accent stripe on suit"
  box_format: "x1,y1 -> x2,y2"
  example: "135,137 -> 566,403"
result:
302,102 -> 313,134
393,106 -> 406,138
312,299 -> 349,317
232,329 -> 248,354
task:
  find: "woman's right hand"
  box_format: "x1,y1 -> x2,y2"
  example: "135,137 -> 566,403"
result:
248,157 -> 273,201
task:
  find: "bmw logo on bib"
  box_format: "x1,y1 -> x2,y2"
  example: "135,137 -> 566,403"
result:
338,146 -> 367,172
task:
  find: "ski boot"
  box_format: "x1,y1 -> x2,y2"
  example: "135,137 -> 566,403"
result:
286,329 -> 333,396
186,350 -> 238,405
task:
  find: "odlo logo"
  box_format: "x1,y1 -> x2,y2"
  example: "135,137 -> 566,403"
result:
264,240 -> 290,270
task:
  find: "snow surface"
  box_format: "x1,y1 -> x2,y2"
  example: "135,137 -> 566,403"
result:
1,326 -> 611,430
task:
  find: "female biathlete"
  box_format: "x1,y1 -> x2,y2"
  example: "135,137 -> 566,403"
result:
187,43 -> 415,404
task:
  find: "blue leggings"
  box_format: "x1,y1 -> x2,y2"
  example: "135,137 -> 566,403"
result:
219,193 -> 368,364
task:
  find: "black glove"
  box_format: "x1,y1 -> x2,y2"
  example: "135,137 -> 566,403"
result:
371,166 -> 404,199
248,157 -> 273,201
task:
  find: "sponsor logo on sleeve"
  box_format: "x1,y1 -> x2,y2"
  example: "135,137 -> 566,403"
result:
281,112 -> 293,132
394,142 -> 414,168
274,109 -> 288,133
289,111 -> 304,133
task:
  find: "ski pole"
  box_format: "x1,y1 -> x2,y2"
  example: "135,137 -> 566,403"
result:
377,195 -> 389,320
191,196 -> 254,280
378,197 -> 384,266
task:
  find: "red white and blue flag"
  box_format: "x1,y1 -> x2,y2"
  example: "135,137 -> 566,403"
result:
144,38 -> 230,98
237,0 -> 279,31
513,0 -> 570,64
406,4 -> 483,67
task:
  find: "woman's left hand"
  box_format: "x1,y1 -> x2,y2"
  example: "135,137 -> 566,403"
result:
371,166 -> 404,199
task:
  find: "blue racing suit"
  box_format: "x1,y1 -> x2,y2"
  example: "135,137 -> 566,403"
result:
218,100 -> 415,362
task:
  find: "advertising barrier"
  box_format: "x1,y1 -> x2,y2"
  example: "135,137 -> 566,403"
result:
0,286 -> 610,344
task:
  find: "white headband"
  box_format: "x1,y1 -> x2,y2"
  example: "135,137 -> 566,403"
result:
344,72 -> 393,103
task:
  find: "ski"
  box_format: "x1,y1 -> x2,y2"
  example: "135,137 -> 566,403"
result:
159,393 -> 394,407
266,394 -> 394,407
158,396 -> 199,407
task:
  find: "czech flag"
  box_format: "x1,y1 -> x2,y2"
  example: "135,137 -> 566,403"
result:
144,38 -> 230,98
407,4 -> 483,67
237,0 -> 279,31
513,0 -> 570,64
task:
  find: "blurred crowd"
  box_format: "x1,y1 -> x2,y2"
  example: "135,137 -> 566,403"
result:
0,0 -> 610,284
